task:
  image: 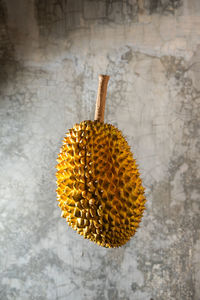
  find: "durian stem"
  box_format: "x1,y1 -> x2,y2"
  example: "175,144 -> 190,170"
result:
94,74 -> 110,122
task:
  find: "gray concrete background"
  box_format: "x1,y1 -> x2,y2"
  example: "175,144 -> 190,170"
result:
0,0 -> 200,299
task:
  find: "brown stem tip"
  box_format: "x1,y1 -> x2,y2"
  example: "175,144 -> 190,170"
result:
94,74 -> 110,122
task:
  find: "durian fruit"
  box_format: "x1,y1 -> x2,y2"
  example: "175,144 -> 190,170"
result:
56,75 -> 146,248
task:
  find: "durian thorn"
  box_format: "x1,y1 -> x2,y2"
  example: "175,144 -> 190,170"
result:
94,74 -> 110,122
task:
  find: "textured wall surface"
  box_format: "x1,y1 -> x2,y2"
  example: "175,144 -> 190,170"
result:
0,0 -> 200,299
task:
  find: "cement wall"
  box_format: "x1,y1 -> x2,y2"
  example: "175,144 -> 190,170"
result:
0,0 -> 200,299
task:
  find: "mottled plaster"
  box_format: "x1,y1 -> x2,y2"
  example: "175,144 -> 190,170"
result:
0,0 -> 200,300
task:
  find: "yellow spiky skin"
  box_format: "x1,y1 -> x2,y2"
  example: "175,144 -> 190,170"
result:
56,120 -> 146,248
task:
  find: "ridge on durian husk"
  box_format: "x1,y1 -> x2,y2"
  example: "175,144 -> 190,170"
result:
56,120 -> 146,248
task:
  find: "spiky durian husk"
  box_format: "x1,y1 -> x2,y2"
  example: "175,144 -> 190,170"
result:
56,120 -> 146,248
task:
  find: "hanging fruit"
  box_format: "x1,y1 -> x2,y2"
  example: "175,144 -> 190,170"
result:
56,75 -> 146,248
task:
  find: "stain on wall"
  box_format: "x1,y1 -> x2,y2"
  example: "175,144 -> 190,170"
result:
0,0 -> 16,86
34,0 -> 183,38
0,0 -> 200,299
